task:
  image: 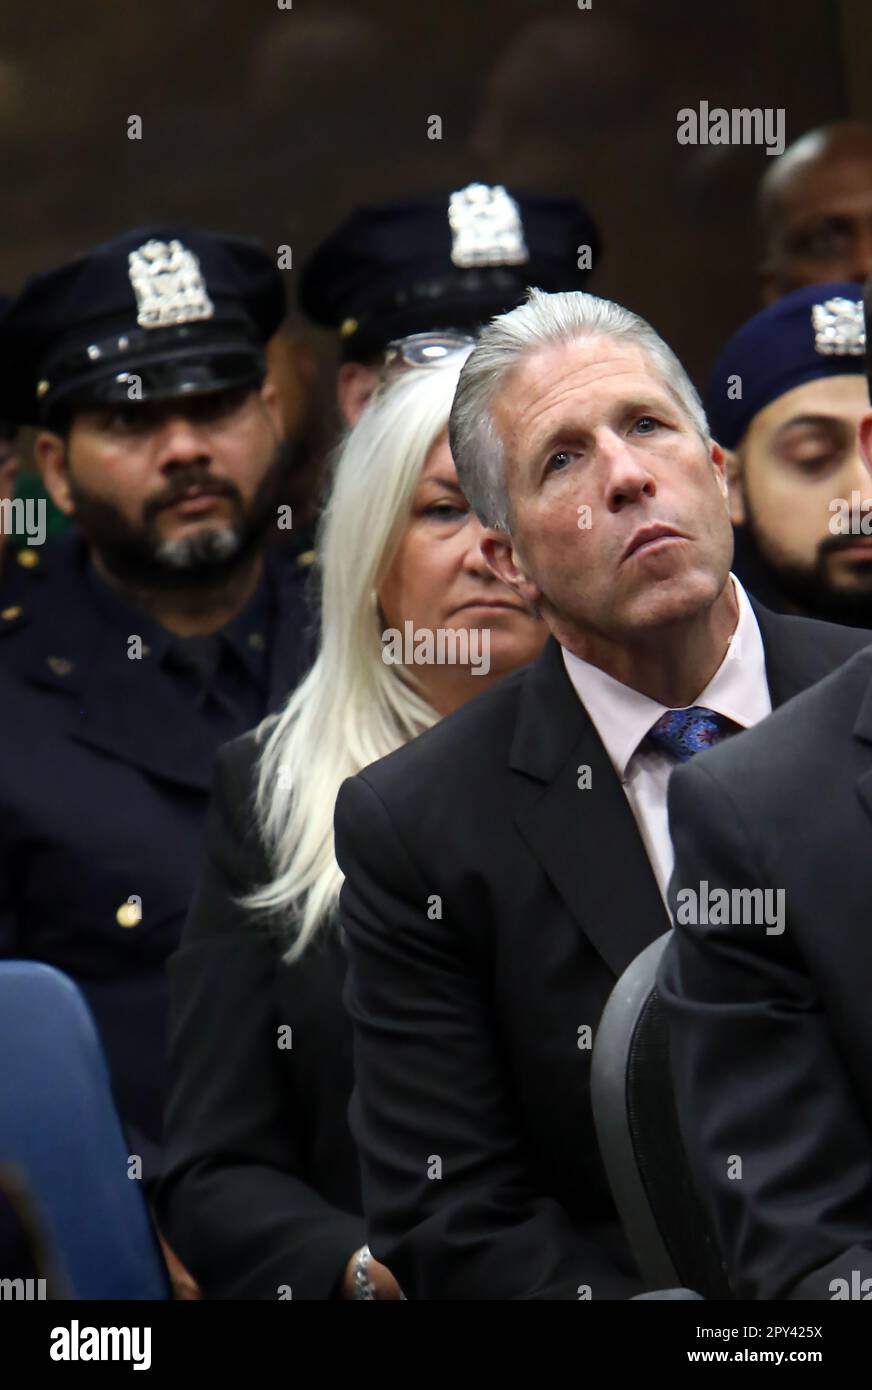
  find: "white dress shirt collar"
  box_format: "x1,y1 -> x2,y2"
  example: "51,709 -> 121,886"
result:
560,576 -> 771,782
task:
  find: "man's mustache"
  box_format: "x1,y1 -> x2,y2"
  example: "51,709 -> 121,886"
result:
144,472 -> 241,520
818,531 -> 872,560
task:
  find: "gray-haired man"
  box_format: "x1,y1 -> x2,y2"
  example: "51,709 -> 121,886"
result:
334,289 -> 869,1299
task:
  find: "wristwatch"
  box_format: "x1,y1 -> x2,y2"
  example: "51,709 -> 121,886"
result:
353,1244 -> 376,1300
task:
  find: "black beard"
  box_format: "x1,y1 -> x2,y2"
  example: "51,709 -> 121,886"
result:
736,514 -> 872,630
69,447 -> 290,593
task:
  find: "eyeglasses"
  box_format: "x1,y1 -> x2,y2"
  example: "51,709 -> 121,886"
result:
372,331 -> 476,397
383,331 -> 477,371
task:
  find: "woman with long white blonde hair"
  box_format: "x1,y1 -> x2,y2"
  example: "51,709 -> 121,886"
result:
155,345 -> 546,1300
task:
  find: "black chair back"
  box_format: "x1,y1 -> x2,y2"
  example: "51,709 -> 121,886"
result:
591,932 -> 733,1299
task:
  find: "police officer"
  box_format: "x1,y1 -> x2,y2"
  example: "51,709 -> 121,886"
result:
299,182 -> 601,424
0,226 -> 316,1185
706,281 -> 872,626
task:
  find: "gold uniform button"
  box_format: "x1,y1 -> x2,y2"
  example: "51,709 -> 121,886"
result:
339,317 -> 358,338
247,631 -> 266,651
296,549 -> 316,568
116,901 -> 142,929
1,605 -> 22,621
16,548 -> 40,569
47,656 -> 74,676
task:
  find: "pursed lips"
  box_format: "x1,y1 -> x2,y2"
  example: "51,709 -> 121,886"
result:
160,487 -> 232,510
621,523 -> 686,562
452,598 -> 527,614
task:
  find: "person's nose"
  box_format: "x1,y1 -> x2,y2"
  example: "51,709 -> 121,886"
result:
460,514 -> 497,579
154,415 -> 212,472
599,430 -> 657,512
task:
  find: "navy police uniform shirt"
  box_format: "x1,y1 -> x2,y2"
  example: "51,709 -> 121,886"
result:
0,533 -> 317,1174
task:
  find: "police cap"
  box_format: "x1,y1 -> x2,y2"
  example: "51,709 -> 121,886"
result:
299,183 -> 601,362
0,226 -> 286,426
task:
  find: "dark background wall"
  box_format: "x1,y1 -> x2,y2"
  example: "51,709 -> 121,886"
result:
0,0 -> 866,390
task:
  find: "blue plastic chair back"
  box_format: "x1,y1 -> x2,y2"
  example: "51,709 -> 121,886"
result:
0,961 -> 170,1299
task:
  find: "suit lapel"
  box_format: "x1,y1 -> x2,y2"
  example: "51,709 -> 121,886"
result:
511,639 -> 670,979
852,663 -> 872,826
752,598 -> 856,708
507,602 -> 866,979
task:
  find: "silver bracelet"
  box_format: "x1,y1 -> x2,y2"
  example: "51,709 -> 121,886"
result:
353,1244 -> 376,1300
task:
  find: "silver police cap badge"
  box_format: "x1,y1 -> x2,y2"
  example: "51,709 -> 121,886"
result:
811,296 -> 865,356
128,239 -> 215,330
448,183 -> 529,269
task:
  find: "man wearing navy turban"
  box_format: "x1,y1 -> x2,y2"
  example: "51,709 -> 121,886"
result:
706,281 -> 872,627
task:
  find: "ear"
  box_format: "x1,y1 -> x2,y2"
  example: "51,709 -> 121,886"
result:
716,442 -> 746,525
708,439 -> 727,494
258,379 -> 284,437
337,362 -> 379,426
480,528 -> 543,607
34,431 -> 75,515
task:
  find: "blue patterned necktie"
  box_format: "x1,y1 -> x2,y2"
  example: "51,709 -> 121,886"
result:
645,706 -> 738,763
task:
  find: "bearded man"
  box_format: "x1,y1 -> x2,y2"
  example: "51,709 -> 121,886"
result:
0,227 -> 315,1189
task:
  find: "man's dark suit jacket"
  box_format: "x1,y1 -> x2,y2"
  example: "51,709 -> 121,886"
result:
334,605 -> 870,1300
658,642 -> 872,1301
156,732 -> 366,1301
